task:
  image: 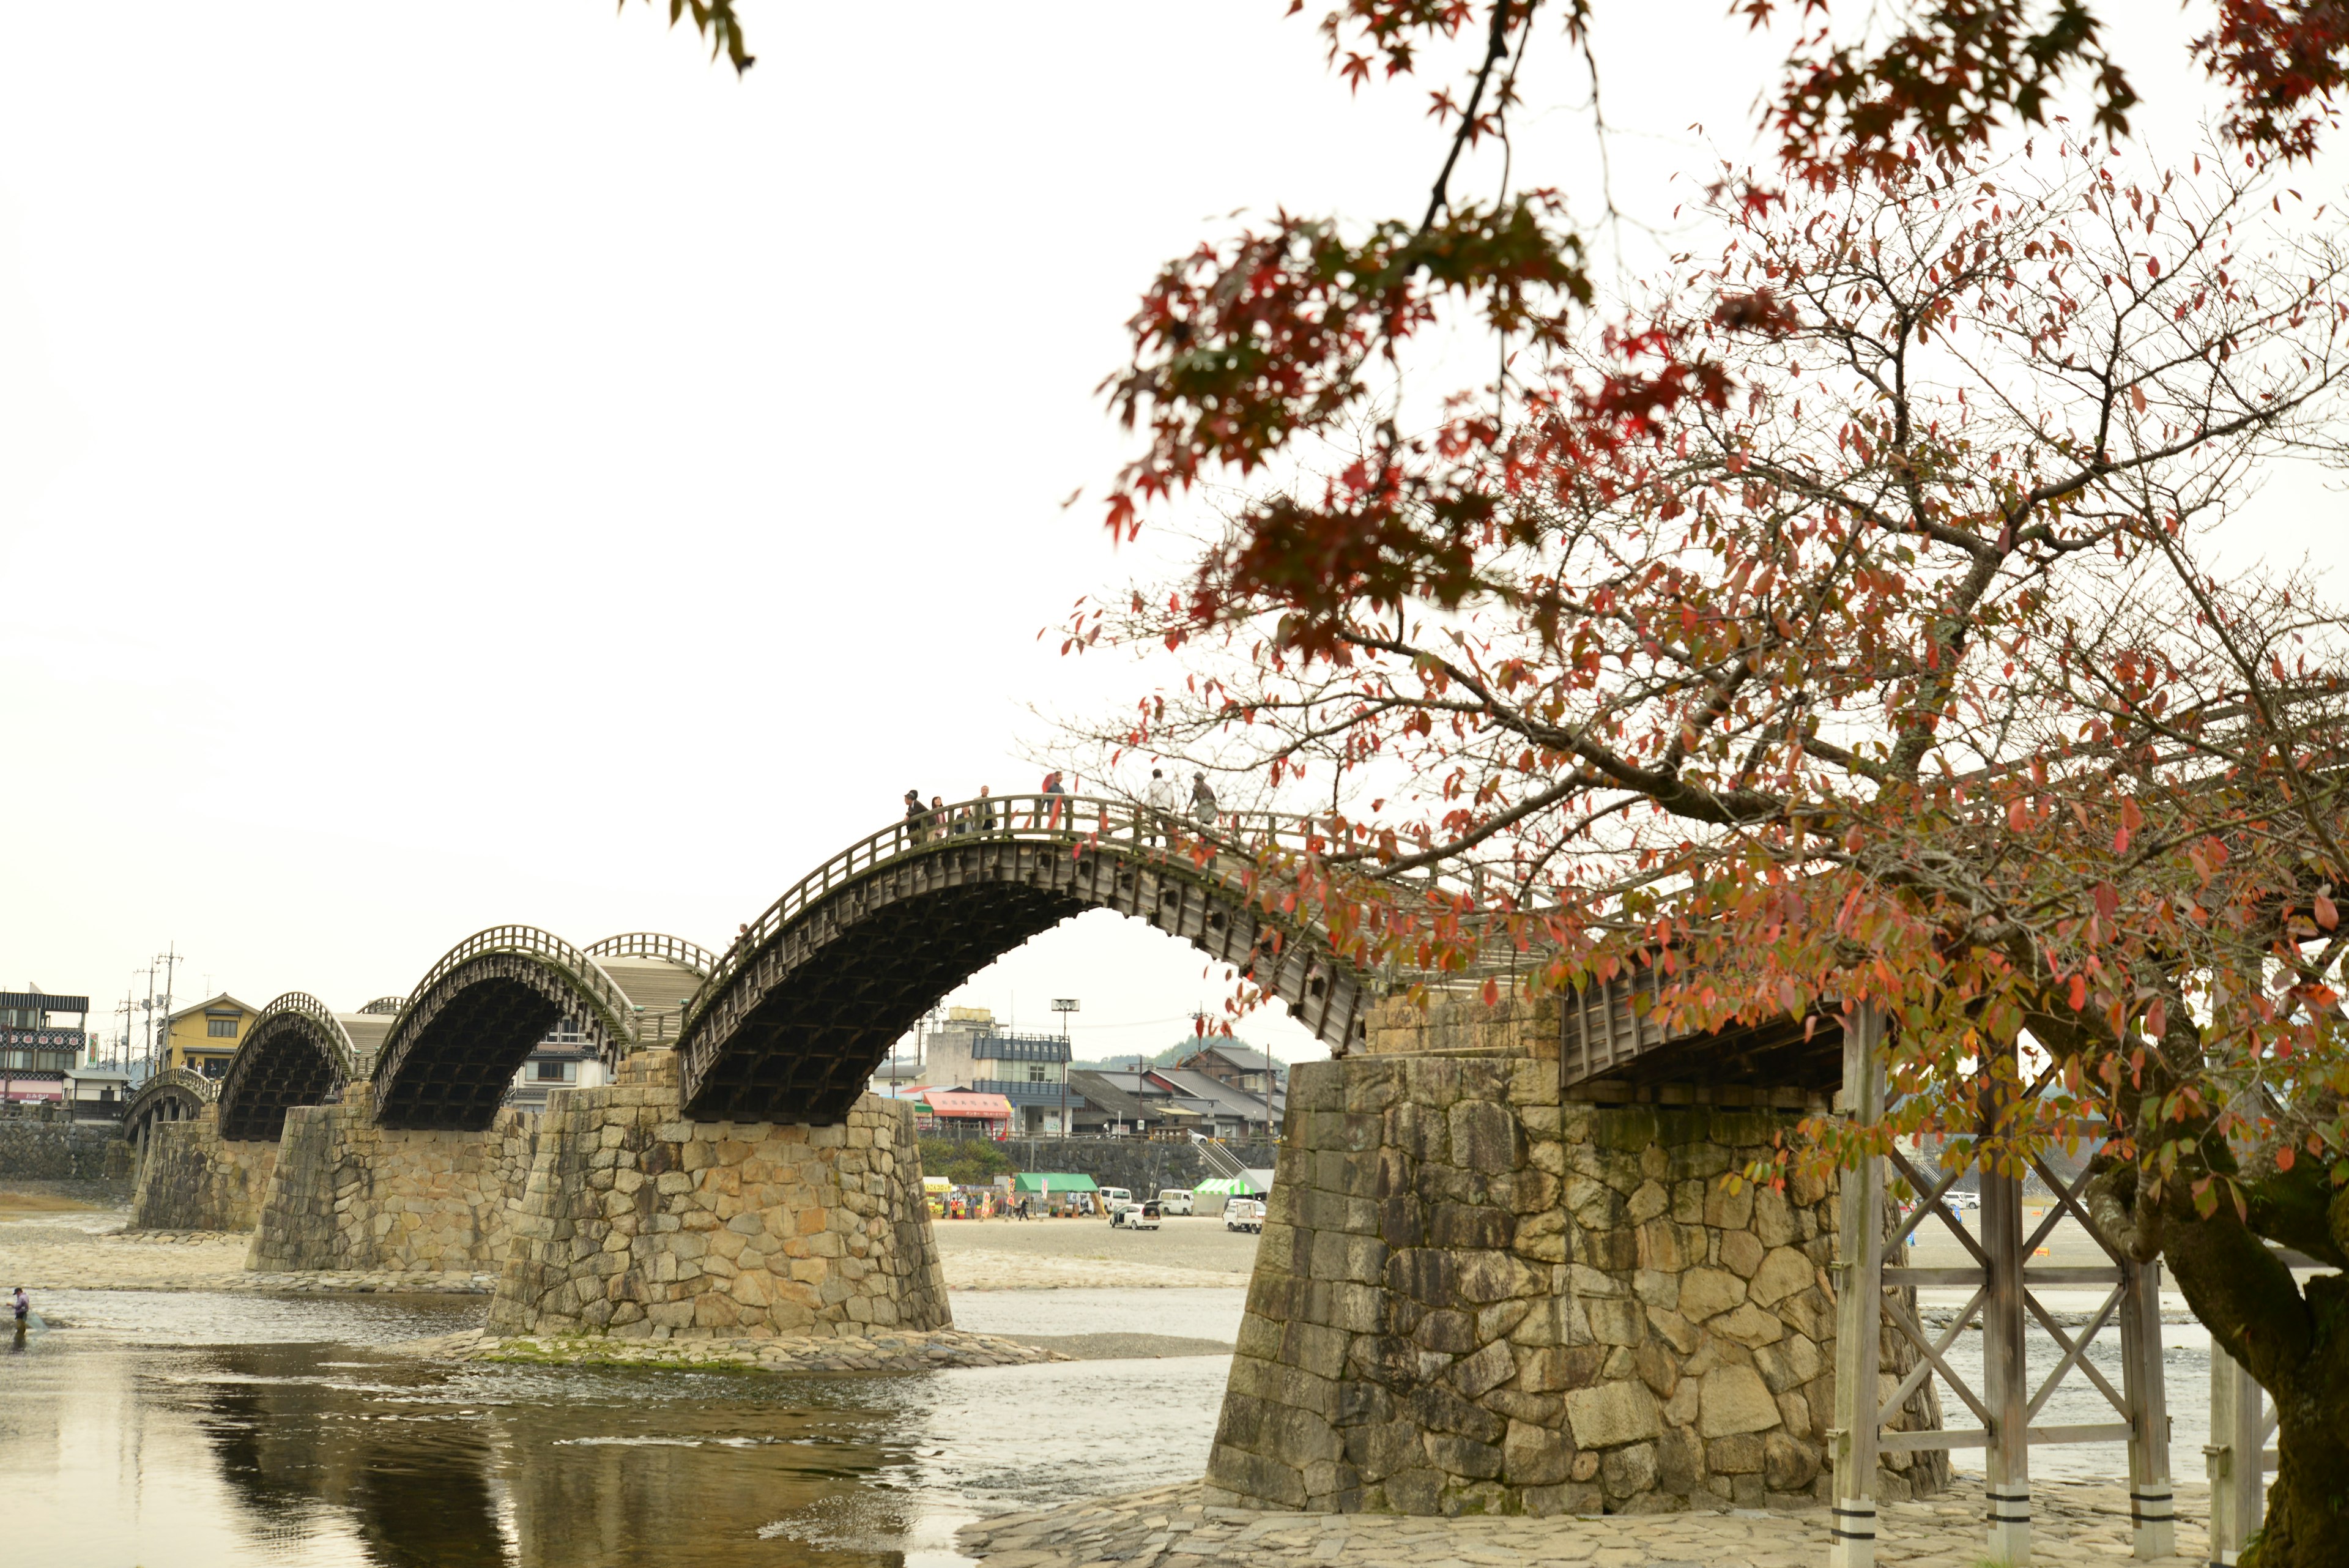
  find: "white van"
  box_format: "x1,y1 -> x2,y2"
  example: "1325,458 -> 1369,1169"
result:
1156,1189 -> 1195,1216
1100,1187 -> 1135,1218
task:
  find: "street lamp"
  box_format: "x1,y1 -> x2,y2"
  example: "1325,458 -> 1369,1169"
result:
1051,998 -> 1078,1138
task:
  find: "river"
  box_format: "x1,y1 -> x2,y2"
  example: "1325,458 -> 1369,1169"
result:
4,1287 -> 1247,1568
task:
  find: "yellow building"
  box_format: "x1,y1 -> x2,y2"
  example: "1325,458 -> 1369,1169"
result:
161,992 -> 262,1082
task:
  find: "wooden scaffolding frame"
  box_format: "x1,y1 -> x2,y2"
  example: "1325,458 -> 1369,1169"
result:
1827,1006 -> 2173,1566
2205,1347 -> 2278,1564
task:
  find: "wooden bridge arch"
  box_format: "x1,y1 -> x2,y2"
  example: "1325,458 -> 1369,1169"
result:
674,793 -> 1370,1123
368,927 -> 644,1131
215,994 -> 360,1142
124,1067 -> 217,1148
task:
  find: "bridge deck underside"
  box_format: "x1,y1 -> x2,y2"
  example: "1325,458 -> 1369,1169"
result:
219,1022 -> 344,1142
689,883 -> 1083,1123
374,976 -> 562,1131
1563,974 -> 1843,1099
681,839 -> 1365,1123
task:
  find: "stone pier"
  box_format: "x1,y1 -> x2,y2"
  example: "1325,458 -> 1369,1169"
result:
484,1049 -> 949,1340
126,1106 -> 279,1233
245,1085 -> 537,1273
1203,1050 -> 1944,1517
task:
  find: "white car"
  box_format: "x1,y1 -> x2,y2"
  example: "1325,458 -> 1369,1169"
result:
1156,1189 -> 1195,1216
1223,1197 -> 1265,1233
1111,1200 -> 1163,1230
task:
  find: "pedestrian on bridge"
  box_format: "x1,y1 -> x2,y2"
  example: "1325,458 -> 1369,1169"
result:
1192,773 -> 1218,831
904,789 -> 929,846
930,795 -> 950,840
1146,768 -> 1176,844
1040,770 -> 1067,830
975,785 -> 996,833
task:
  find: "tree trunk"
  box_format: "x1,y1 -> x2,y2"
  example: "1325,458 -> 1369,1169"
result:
2161,1205 -> 2349,1567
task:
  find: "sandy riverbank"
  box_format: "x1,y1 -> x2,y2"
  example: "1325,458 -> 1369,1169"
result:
0,1197 -> 1264,1296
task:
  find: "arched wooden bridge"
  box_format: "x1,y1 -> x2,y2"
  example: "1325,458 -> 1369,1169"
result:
124,1066 -> 217,1147
193,794 -> 1386,1134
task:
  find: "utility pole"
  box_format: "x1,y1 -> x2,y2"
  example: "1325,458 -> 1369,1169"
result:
139,964 -> 158,1082
1051,998 -> 1078,1140
155,944 -> 179,1078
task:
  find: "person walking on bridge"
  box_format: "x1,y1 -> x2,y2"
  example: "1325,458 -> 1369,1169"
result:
1039,770 -> 1067,831
904,789 -> 929,847
1191,772 -> 1218,832
1146,768 -> 1176,845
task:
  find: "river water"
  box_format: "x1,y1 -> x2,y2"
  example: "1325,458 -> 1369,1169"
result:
0,1278 -> 2237,1567
4,1287 -> 1245,1568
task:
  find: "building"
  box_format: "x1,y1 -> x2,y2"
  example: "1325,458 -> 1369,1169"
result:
1174,1042 -> 1285,1098
158,993 -> 264,1081
891,1007 -> 1074,1135
1146,1065 -> 1286,1140
506,1009 -> 612,1110
907,1088 -> 1014,1139
63,1064 -> 132,1121
1,989 -> 91,1106
1064,1068 -> 1215,1138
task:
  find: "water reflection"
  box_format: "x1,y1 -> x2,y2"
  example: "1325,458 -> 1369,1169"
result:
7,1290 -> 1230,1568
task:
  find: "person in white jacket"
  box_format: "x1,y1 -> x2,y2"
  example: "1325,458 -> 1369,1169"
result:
1146,768 -> 1176,844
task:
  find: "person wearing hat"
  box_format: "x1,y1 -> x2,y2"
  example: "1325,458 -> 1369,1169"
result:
904,788 -> 929,846
1191,771 -> 1219,831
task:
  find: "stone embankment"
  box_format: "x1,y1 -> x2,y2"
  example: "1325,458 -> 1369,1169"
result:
956,1477 -> 2210,1568
126,1109 -> 277,1232
486,1050 -> 950,1340
247,1086 -> 536,1273
1204,1052 -> 1943,1518
0,1117 -> 130,1183
401,1325 -> 1063,1373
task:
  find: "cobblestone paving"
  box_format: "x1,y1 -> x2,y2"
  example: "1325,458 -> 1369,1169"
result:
398,1325 -> 1066,1373
957,1477 -> 2209,1567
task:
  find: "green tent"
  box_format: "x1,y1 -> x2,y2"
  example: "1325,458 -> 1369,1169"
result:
1193,1176 -> 1264,1197
1011,1172 -> 1100,1195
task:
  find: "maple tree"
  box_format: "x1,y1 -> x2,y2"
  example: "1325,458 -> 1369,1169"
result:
1060,6 -> 2349,1562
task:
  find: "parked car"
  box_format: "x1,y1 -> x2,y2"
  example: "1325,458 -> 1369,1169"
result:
1100,1187 -> 1135,1219
1156,1189 -> 1195,1216
1224,1197 -> 1265,1234
1111,1200 -> 1163,1230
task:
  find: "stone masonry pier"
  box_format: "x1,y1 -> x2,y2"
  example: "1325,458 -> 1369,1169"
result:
126,1106 -> 280,1233
1203,1050 -> 1943,1517
246,1084 -> 537,1273
484,1050 -> 949,1340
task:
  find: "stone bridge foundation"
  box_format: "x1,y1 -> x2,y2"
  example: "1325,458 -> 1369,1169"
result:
1204,1050 -> 1945,1517
485,1050 -> 949,1340
246,1085 -> 536,1273
126,1106 -> 279,1232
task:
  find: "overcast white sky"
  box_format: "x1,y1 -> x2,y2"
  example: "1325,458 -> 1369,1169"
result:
0,2 -> 2326,1065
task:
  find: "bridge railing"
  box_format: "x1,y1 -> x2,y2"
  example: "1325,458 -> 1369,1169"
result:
380,925 -> 640,1067
586,932 -> 719,976
356,995 -> 406,1016
676,792 -> 1482,1043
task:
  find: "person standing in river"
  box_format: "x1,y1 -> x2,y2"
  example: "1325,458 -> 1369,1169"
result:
11,1285 -> 27,1328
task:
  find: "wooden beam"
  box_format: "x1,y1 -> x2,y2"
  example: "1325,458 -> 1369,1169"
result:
1829,1001 -> 1887,1568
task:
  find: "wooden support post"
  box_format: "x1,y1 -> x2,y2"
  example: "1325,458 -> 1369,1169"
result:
2206,1351 -> 2266,1566
2117,1257 -> 2173,1558
1829,1002 -> 1887,1568
1981,1052 -> 2032,1565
